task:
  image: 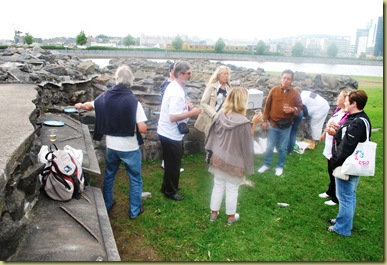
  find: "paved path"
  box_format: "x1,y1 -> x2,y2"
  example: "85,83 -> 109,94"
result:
0,84 -> 37,179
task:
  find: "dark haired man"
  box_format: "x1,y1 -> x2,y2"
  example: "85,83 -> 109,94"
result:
257,69 -> 303,176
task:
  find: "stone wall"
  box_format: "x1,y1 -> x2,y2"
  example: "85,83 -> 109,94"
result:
1,47 -> 359,162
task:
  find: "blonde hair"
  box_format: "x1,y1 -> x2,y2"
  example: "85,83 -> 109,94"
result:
223,87 -> 248,115
341,87 -> 355,96
208,65 -> 231,87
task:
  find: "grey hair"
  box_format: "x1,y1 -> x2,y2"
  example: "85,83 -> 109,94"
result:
173,61 -> 191,79
115,65 -> 134,87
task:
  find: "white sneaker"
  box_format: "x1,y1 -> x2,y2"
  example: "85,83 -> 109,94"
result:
324,200 -> 337,206
180,168 -> 184,172
275,167 -> 283,176
319,192 -> 329,198
258,165 -> 269,173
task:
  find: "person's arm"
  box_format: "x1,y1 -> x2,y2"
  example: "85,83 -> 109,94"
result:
320,131 -> 326,141
74,102 -> 94,111
137,121 -> 147,133
136,103 -> 148,133
261,91 -> 273,131
285,90 -> 303,116
168,94 -> 202,122
251,113 -> 263,136
200,84 -> 217,118
170,107 -> 202,122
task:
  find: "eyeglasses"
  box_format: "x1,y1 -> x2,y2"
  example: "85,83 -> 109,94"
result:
182,72 -> 192,76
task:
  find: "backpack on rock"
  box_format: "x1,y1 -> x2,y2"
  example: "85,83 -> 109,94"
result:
40,144 -> 86,201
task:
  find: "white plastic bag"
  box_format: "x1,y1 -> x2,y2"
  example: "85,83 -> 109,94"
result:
64,145 -> 84,166
38,145 -> 49,165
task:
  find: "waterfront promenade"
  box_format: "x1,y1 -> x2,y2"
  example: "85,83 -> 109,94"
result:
56,49 -> 383,66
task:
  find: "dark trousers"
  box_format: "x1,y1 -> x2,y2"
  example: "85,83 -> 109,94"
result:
159,134 -> 183,196
326,159 -> 338,203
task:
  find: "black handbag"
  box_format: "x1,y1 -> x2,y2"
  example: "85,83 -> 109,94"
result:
277,119 -> 293,129
177,122 -> 189,134
205,150 -> 213,164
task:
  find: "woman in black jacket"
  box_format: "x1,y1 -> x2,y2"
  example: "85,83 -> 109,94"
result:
327,90 -> 371,236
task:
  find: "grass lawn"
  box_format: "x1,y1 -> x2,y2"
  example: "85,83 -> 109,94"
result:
92,76 -> 383,261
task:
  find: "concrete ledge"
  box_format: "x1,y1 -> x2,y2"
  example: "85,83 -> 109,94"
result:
10,186 -> 120,261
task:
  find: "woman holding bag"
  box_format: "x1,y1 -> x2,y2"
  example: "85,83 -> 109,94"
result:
319,87 -> 353,206
326,90 -> 371,236
194,66 -> 231,137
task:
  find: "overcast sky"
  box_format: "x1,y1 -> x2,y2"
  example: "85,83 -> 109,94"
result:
0,0 -> 383,42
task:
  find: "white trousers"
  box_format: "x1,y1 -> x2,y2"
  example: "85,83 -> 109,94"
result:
209,167 -> 244,215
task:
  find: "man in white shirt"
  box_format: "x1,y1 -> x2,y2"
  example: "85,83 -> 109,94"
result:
157,61 -> 201,201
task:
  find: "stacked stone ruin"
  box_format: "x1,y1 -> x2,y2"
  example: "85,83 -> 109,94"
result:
0,47 -> 358,260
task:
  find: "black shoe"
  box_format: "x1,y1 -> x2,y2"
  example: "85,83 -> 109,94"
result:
166,193 -> 184,201
130,206 -> 144,219
327,218 -> 336,225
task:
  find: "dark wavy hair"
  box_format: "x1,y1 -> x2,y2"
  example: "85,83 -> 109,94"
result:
348,90 -> 368,110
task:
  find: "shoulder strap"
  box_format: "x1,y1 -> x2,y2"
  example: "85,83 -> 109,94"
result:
359,117 -> 370,141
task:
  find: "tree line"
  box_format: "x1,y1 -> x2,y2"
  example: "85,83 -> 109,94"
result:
16,31 -> 340,58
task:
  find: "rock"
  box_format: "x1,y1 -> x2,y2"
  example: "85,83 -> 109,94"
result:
0,47 -> 359,161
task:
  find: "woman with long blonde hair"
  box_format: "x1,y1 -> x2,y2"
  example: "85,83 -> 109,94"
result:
205,87 -> 262,225
194,65 -> 231,137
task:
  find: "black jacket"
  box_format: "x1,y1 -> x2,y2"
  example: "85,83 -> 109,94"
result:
329,111 -> 371,170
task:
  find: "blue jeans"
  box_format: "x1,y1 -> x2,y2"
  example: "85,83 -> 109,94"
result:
264,124 -> 291,168
288,110 -> 303,153
104,148 -> 143,218
333,175 -> 360,236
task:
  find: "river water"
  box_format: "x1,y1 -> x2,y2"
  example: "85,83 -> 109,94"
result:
90,58 -> 383,77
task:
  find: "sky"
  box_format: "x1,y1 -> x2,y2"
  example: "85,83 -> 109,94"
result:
0,0 -> 383,42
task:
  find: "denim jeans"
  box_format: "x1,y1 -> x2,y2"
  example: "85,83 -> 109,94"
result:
288,110 -> 303,153
104,148 -> 143,218
264,124 -> 291,168
333,175 -> 360,236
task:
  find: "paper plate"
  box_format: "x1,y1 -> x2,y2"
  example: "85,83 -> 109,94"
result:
64,107 -> 78,113
43,120 -> 65,127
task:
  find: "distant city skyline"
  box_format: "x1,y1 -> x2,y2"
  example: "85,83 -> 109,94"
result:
0,0 -> 383,42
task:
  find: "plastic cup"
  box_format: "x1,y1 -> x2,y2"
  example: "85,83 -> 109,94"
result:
49,129 -> 57,142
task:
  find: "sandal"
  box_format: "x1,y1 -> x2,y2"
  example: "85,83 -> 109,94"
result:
210,211 -> 219,221
227,213 -> 240,225
130,206 -> 144,219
